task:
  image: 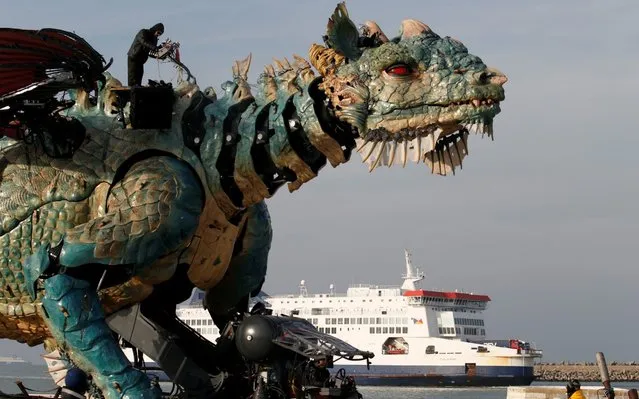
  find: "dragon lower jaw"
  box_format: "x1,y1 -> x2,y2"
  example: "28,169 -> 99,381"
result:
355,120 -> 495,175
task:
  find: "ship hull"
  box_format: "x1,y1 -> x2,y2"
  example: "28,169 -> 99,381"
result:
337,364 -> 535,387
124,352 -> 535,387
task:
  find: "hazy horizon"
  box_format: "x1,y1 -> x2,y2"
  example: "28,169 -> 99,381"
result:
1,0 -> 638,365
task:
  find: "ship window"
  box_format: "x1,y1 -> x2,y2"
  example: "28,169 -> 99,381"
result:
357,318 -> 362,324
326,318 -> 331,325
338,318 -> 343,324
425,345 -> 436,354
362,318 -> 368,325
382,337 -> 409,355
402,327 -> 408,333
376,317 -> 381,324
383,327 -> 388,333
351,318 -> 356,324
197,320 -> 202,326
344,318 -> 349,325
331,328 -> 336,334
331,318 -> 336,324
376,327 -> 381,334
370,327 -> 375,334
389,327 -> 395,334
438,327 -> 443,334
369,317 -> 375,324
208,319 -> 212,325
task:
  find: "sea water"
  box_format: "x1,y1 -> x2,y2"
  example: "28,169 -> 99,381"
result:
1,363 -> 638,398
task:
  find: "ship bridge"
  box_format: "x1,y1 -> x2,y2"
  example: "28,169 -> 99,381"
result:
402,290 -> 490,310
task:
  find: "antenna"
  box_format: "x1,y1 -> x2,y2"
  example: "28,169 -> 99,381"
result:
299,280 -> 308,297
401,249 -> 425,291
329,283 -> 335,296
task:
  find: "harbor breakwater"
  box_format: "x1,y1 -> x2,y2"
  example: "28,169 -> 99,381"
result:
535,363 -> 639,381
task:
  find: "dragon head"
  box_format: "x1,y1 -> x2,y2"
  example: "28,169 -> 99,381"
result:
310,3 -> 507,174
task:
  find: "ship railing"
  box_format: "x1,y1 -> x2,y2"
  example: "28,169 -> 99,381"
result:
347,284 -> 398,289
523,348 -> 544,357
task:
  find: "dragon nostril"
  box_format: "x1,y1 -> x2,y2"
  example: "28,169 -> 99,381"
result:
478,72 -> 488,84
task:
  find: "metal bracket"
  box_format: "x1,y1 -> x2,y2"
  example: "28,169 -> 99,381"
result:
105,304 -> 223,398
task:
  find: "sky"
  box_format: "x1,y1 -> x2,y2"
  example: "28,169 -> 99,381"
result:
1,0 -> 639,365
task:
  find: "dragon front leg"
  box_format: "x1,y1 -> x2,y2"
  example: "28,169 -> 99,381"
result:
205,200 -> 272,326
24,156 -> 204,399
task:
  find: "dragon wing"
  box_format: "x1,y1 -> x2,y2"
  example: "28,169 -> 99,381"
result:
0,27 -> 111,105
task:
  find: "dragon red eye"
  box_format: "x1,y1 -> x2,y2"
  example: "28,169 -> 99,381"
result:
385,64 -> 413,76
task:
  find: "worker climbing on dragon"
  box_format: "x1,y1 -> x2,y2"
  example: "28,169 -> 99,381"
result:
0,3 -> 507,398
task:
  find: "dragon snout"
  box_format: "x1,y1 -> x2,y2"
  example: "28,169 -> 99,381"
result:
467,68 -> 507,86
485,67 -> 508,86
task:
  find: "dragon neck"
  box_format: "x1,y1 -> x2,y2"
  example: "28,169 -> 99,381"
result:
199,71 -> 358,219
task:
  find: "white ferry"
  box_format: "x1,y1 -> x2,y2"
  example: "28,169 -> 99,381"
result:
126,250 -> 542,387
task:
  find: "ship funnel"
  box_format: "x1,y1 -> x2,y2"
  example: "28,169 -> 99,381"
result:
401,249 -> 424,291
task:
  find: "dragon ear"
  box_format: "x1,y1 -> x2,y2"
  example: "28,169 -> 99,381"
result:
324,2 -> 362,61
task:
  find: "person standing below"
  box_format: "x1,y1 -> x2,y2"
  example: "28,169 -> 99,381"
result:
127,23 -> 165,87
566,379 -> 586,399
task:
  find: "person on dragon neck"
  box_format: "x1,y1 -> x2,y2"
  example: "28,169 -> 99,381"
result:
127,22 -> 165,87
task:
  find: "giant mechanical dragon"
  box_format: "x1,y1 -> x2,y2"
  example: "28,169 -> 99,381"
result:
0,3 -> 507,399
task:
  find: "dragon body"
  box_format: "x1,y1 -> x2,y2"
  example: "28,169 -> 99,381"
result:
0,3 -> 506,399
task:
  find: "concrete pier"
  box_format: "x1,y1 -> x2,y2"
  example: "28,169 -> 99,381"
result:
508,385 -> 632,399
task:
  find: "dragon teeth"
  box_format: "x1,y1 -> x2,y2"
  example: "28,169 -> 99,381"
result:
387,141 -> 397,167
411,136 -> 421,163
424,135 -> 468,176
357,127 -> 477,172
370,141 -> 386,171
361,141 -> 379,163
401,141 -> 408,167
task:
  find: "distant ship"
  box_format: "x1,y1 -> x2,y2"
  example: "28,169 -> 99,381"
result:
125,249 -> 543,387
0,355 -> 26,364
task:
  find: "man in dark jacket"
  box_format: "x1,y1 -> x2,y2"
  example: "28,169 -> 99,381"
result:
127,23 -> 165,87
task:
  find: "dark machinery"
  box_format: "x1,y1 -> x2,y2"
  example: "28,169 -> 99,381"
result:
107,299 -> 373,399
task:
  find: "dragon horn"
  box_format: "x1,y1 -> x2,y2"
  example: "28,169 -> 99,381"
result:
400,19 -> 431,39
362,20 -> 389,43
292,54 -> 311,71
233,53 -> 252,80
